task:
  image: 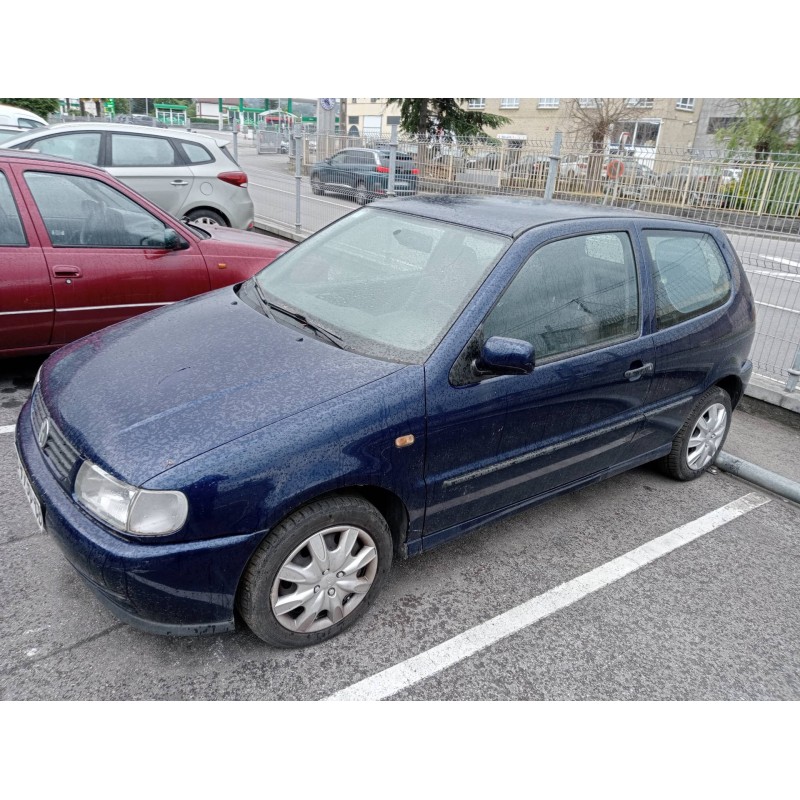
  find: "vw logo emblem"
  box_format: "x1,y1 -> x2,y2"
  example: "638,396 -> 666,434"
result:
38,418 -> 50,449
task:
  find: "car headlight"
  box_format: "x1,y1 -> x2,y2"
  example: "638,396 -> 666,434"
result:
74,461 -> 188,536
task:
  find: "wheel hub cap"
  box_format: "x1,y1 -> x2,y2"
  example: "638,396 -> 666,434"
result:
687,402 -> 727,471
270,525 -> 379,633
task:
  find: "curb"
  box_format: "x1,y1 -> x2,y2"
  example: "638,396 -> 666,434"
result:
744,373 -> 800,415
716,451 -> 800,505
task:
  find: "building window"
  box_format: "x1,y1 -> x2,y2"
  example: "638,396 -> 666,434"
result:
387,116 -> 400,125
468,98 -> 485,109
348,116 -> 359,124
627,98 -> 655,108
369,98 -> 379,103
500,98 -> 520,109
538,98 -> 560,108
676,98 -> 695,111
578,98 -> 598,108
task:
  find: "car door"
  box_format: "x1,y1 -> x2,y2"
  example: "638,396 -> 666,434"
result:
107,132 -> 194,217
631,224 -> 742,454
322,151 -> 353,190
423,224 -> 653,538
0,165 -> 53,352
14,164 -> 211,345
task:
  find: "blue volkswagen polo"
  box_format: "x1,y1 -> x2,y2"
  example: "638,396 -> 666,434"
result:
15,196 -> 755,647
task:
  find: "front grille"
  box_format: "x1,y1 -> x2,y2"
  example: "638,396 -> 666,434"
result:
31,390 -> 81,488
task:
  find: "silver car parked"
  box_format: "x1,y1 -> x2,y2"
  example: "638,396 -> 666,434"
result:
2,123 -> 254,229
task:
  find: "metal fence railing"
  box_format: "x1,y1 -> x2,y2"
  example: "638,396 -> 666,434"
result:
249,128 -> 800,388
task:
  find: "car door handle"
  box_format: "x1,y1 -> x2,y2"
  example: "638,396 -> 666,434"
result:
624,362 -> 653,381
53,266 -> 82,278
170,180 -> 189,186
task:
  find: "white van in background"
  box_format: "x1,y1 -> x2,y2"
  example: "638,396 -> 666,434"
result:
0,104 -> 48,129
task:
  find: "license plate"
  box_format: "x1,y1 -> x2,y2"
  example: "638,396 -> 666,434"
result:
16,450 -> 44,533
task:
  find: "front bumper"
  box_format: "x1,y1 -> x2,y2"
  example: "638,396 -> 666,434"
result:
15,396 -> 261,637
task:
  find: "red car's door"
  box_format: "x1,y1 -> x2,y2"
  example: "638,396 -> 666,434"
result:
12,163 -> 211,345
0,165 -> 53,353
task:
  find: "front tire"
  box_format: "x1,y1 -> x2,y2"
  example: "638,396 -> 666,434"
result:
355,182 -> 370,205
662,386 -> 732,481
238,495 -> 393,648
310,176 -> 324,195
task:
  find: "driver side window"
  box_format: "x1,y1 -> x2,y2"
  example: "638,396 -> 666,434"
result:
484,231 -> 639,361
24,171 -> 169,248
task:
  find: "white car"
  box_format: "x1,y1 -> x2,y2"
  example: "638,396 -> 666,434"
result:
0,103 -> 48,129
2,122 -> 254,229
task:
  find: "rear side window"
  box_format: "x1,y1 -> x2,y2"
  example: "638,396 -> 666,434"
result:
110,134 -> 178,167
180,141 -> 214,164
24,132 -> 102,165
0,171 -> 27,245
644,231 -> 731,329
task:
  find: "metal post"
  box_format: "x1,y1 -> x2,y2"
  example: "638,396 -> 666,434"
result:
544,131 -> 562,201
757,161 -> 775,217
233,113 -> 239,163
784,345 -> 800,392
387,124 -> 398,198
294,123 -> 303,234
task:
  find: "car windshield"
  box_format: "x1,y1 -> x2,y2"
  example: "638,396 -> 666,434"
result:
251,207 -> 509,363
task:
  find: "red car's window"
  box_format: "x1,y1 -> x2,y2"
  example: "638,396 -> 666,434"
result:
0,171 -> 27,246
24,170 -> 171,248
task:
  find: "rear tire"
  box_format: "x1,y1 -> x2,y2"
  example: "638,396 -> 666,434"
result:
238,495 -> 393,648
356,182 -> 370,206
661,386 -> 732,481
184,208 -> 227,227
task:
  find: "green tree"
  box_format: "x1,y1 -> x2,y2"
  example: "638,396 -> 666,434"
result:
718,98 -> 800,159
0,98 -> 60,118
568,98 -> 652,184
387,98 -> 510,138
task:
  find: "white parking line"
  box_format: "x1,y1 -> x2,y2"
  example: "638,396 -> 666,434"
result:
325,492 -> 770,701
0,425 -> 16,435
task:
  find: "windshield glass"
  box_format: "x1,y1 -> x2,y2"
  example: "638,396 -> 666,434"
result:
253,207 -> 509,363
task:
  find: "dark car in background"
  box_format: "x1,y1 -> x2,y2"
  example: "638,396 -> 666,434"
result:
0,150 -> 291,357
310,147 -> 419,204
16,196 -> 754,648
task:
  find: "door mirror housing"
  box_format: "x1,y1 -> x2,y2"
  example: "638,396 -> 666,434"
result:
474,336 -> 535,377
164,227 -> 190,251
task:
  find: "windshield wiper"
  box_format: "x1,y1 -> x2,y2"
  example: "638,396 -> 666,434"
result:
249,281 -> 344,349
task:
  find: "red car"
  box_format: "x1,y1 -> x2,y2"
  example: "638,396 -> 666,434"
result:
0,150 -> 292,358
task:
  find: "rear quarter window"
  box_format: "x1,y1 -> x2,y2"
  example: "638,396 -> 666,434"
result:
644,230 -> 732,328
179,141 -> 214,164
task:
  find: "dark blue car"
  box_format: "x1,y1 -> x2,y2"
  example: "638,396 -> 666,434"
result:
15,196 -> 755,647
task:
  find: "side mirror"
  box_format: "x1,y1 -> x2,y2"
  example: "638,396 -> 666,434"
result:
164,227 -> 190,251
474,336 -> 535,377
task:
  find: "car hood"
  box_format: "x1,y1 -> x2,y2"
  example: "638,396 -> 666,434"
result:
193,224 -> 293,255
40,287 -> 403,486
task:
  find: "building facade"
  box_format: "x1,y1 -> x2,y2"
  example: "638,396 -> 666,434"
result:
342,98 -> 712,153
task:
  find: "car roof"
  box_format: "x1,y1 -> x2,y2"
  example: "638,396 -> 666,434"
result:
370,195 -> 709,238
0,147 -> 109,174
3,122 -> 228,147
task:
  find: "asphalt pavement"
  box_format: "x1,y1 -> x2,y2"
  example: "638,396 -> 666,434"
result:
0,354 -> 798,701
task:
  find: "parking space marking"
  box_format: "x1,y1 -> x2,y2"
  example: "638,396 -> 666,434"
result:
1,425 -> 16,435
325,492 -> 770,702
